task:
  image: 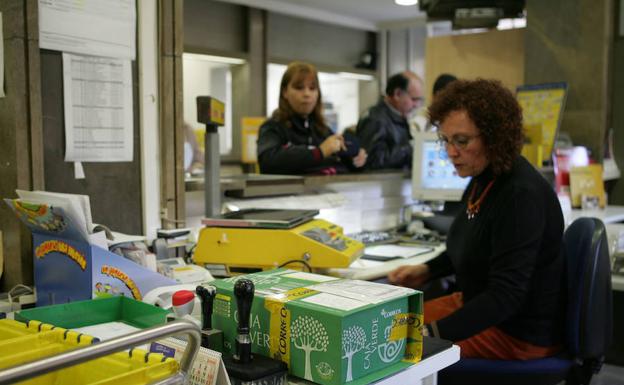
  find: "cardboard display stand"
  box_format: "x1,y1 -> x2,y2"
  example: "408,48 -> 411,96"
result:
5,198 -> 176,306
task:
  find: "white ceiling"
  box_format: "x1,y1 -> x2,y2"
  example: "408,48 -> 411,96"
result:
216,0 -> 427,31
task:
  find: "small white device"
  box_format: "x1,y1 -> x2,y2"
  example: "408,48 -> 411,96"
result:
157,258 -> 214,284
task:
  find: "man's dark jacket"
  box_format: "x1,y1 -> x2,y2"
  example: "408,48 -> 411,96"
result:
355,99 -> 412,169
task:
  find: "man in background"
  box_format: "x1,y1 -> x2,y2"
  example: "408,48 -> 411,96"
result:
421,73 -> 458,132
432,73 -> 457,97
356,71 -> 424,170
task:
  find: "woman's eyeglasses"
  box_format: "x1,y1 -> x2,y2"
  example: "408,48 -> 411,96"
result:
436,134 -> 480,150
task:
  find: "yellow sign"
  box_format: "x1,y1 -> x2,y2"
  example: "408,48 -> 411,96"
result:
210,98 -> 225,126
517,84 -> 567,165
241,117 -> 266,164
569,164 -> 606,208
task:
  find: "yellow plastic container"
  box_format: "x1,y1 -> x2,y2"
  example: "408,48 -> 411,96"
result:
0,319 -> 179,385
0,318 -> 41,339
13,350 -> 179,385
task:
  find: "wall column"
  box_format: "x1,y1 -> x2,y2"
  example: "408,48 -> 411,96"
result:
159,0 -> 185,228
0,0 -> 44,291
524,0 -> 614,160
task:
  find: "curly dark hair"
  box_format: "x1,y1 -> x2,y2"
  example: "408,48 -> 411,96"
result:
428,78 -> 524,175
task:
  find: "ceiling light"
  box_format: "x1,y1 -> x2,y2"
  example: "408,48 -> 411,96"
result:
183,53 -> 245,65
338,72 -> 375,81
395,0 -> 418,6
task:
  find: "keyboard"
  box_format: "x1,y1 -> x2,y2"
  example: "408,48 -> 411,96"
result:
348,231 -> 398,245
399,232 -> 444,246
349,230 -> 444,247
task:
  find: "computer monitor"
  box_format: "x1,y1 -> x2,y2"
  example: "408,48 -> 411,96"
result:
412,131 -> 471,202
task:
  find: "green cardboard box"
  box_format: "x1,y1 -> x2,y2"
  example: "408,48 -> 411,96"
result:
212,269 -> 423,385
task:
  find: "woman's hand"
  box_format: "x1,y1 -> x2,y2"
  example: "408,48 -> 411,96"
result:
319,134 -> 345,158
352,148 -> 367,168
388,264 -> 431,289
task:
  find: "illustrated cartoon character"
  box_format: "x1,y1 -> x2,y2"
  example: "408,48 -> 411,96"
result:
13,200 -> 67,232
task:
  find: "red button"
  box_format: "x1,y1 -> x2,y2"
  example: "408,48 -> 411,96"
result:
172,290 -> 195,306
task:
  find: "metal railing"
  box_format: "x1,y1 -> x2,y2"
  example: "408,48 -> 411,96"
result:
0,319 -> 201,385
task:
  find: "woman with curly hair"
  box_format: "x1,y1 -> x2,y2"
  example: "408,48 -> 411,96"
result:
257,61 -> 367,175
389,79 -> 565,360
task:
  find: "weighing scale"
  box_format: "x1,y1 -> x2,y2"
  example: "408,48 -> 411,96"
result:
193,209 -> 364,276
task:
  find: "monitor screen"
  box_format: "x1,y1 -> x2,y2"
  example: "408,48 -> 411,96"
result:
412,132 -> 470,202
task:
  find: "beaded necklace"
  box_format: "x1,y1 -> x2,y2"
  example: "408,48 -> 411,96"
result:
466,179 -> 495,220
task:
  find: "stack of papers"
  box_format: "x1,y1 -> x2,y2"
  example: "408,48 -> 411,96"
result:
16,190 -> 93,241
5,190 -> 144,249
364,244 -> 432,260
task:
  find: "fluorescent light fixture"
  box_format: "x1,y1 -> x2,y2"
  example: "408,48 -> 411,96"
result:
395,0 -> 418,6
338,72 -> 375,81
497,17 -> 526,30
183,53 -> 246,65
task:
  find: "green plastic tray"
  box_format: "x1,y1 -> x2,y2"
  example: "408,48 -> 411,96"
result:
15,296 -> 168,329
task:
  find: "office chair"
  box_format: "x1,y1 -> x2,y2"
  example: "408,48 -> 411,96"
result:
438,217 -> 613,385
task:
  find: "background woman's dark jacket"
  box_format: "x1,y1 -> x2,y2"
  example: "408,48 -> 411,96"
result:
257,115 -> 357,175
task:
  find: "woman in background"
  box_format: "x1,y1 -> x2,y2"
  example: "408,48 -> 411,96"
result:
257,61 -> 367,175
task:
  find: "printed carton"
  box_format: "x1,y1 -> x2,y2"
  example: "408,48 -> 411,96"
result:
211,269 -> 423,385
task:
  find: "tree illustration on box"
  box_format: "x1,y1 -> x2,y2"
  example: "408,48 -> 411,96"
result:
342,326 -> 367,382
291,315 -> 329,381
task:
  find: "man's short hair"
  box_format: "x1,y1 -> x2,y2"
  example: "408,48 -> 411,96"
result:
385,73 -> 410,96
432,73 -> 457,95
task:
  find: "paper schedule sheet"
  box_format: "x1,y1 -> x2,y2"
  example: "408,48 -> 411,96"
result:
63,53 -> 133,162
39,0 -> 136,60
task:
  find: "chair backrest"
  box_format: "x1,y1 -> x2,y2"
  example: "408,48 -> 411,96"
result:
562,217 -> 613,360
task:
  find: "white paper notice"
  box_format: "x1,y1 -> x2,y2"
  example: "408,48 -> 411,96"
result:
63,53 -> 133,162
311,280 -> 415,304
301,292 -> 367,312
283,272 -> 340,282
74,162 -> 85,179
39,0 -> 136,60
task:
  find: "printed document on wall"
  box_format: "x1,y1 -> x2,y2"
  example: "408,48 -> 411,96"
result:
63,53 -> 133,162
39,0 -> 136,60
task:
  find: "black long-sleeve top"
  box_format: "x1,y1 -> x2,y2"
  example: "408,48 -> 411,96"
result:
426,156 -> 566,346
257,115 -> 353,175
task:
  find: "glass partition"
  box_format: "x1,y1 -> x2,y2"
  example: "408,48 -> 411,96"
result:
183,53 -> 242,157
266,63 -> 370,133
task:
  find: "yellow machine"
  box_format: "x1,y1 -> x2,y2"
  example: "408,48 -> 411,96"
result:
193,210 -> 364,276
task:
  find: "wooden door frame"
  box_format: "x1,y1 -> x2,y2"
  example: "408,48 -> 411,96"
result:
158,0 -> 185,228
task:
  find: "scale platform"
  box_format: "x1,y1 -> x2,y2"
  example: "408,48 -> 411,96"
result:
201,208 -> 318,229
195,209 -> 364,276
